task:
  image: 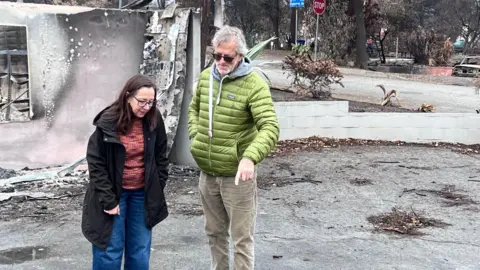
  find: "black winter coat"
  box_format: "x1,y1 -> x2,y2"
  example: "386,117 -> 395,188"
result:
81,107 -> 169,250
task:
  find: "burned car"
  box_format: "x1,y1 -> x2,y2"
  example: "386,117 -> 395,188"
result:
453,55 -> 480,77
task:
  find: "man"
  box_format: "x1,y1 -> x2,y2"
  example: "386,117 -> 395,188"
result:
188,25 -> 280,269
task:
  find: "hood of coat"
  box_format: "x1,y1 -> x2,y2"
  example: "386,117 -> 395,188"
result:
92,106 -> 121,140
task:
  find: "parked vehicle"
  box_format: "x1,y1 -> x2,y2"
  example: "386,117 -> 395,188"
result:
452,55 -> 480,77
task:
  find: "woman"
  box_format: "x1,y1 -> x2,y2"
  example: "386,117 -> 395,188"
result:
81,74 -> 169,270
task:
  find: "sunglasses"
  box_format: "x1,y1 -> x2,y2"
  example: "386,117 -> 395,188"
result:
212,53 -> 236,63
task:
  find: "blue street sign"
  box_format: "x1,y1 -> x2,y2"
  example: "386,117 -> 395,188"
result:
290,0 -> 304,8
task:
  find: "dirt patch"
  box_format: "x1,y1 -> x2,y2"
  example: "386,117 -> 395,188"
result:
271,136 -> 480,157
336,98 -> 415,113
367,207 -> 451,235
350,178 -> 373,186
271,88 -> 417,113
257,172 -> 321,190
401,185 -> 477,207
255,161 -> 322,189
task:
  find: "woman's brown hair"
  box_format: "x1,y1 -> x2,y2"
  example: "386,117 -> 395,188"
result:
103,74 -> 158,134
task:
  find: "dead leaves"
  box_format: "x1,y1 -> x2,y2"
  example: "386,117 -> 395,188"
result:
367,207 -> 451,235
400,185 -> 477,207
270,136 -> 480,157
417,103 -> 435,112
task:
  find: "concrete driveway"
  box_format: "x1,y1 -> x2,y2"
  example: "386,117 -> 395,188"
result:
1,145 -> 479,269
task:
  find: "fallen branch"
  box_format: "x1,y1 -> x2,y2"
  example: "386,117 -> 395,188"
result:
399,188 -> 416,197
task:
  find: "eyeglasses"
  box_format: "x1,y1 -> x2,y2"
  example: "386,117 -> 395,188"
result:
133,96 -> 156,108
212,53 -> 236,63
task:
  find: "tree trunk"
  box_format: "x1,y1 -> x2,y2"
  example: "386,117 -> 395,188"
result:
289,8 -> 296,49
214,0 -> 224,28
379,31 -> 388,64
353,0 -> 368,68
273,0 -> 280,48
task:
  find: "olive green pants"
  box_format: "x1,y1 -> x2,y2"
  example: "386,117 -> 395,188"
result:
198,171 -> 258,270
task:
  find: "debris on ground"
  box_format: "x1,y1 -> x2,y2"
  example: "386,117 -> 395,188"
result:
350,178 -> 373,186
257,171 -> 321,190
0,165 -> 203,221
367,207 -> 451,235
0,168 -> 89,221
271,136 -> 480,156
400,185 -> 477,207
416,103 -> 435,112
0,168 -> 16,179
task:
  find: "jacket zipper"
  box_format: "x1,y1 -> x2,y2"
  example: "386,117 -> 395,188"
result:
208,76 -> 227,173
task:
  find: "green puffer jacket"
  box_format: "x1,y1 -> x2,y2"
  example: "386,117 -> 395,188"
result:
188,57 -> 280,176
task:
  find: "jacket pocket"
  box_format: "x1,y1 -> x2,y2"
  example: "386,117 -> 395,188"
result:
146,172 -> 168,227
189,134 -> 198,153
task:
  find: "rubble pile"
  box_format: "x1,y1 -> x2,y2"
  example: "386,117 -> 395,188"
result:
0,167 -> 16,179
0,164 -> 202,221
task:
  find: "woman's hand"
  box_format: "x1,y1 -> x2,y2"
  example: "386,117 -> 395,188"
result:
104,205 -> 120,215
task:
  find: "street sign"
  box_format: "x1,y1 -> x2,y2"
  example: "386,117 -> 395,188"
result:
290,0 -> 304,8
290,0 -> 304,44
313,0 -> 326,15
313,0 -> 326,60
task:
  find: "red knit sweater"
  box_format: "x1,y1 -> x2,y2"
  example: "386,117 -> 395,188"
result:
119,118 -> 145,190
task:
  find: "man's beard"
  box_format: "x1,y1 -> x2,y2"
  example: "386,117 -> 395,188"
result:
218,65 -> 233,76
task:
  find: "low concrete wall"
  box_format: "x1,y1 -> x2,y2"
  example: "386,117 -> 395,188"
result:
172,99 -> 480,170
276,101 -> 480,145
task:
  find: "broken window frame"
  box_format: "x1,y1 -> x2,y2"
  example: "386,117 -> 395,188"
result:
0,25 -> 30,123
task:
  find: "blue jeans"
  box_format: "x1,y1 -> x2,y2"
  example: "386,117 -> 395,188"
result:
92,189 -> 152,270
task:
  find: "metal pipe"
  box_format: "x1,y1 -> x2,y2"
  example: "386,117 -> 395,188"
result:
295,8 -> 298,43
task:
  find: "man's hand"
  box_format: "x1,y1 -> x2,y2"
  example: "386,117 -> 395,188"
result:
235,158 -> 255,185
104,205 -> 120,215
